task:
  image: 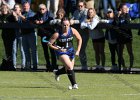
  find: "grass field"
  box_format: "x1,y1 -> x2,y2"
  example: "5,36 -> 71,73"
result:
0,71 -> 140,100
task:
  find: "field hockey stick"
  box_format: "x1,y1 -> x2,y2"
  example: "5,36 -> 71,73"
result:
42,36 -> 62,49
42,36 -> 67,53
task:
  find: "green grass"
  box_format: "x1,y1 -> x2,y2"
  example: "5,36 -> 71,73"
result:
0,72 -> 140,100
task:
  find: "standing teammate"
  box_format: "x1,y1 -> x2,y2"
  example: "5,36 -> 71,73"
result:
48,18 -> 82,89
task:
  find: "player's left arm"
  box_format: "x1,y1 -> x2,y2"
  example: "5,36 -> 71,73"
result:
71,27 -> 82,56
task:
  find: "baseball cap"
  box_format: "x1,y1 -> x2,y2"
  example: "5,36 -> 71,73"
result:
107,8 -> 113,13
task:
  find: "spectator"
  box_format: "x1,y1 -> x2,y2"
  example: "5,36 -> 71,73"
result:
81,8 -> 105,72
116,4 -> 134,71
58,0 -> 64,9
18,1 -> 38,71
85,0 -> 94,9
33,3 -> 58,71
0,0 -> 15,9
0,0 -> 6,14
15,0 -> 21,4
46,0 -> 59,18
48,18 -> 82,89
7,0 -> 16,9
102,0 -> 117,16
100,8 -> 120,72
70,0 -> 88,70
21,0 -> 32,4
12,4 -> 25,70
115,4 -> 134,72
50,8 -> 66,31
64,0 -> 77,17
0,0 -> 6,6
0,4 -> 17,66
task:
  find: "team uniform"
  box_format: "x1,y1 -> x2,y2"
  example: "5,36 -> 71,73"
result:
55,27 -> 75,59
52,27 -> 78,90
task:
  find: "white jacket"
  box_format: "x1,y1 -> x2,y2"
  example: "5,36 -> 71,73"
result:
81,15 -> 104,39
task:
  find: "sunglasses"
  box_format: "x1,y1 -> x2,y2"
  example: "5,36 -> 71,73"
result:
63,24 -> 69,27
107,11 -> 113,13
40,8 -> 45,10
78,5 -> 83,7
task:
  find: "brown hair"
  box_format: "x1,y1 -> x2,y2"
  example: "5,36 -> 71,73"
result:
56,8 -> 65,16
87,8 -> 96,19
1,4 -> 11,14
13,3 -> 22,11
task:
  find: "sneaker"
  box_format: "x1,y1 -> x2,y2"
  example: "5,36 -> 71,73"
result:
68,84 -> 78,90
23,67 -> 32,71
53,70 -> 60,81
110,64 -> 119,72
122,67 -> 128,71
100,66 -> 105,71
93,65 -> 105,72
93,65 -> 101,71
81,66 -> 88,71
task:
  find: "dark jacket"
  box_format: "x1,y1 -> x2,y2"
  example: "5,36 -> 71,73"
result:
32,11 -> 54,38
0,14 -> 16,40
105,20 -> 118,41
21,10 -> 35,34
114,13 -> 132,43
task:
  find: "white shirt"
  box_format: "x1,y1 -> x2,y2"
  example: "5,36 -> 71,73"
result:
7,0 -> 15,9
81,15 -> 104,39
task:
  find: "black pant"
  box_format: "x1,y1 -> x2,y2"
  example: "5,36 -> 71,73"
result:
108,43 -> 118,66
64,0 -> 77,17
2,33 -> 15,60
41,37 -> 57,69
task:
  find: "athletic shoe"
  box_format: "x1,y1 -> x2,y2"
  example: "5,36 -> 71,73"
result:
81,66 -> 88,71
53,70 -> 60,81
122,67 -> 128,71
93,65 -> 105,72
68,84 -> 78,90
110,64 -> 119,72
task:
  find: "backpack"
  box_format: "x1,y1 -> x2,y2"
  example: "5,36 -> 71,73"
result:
126,3 -> 140,19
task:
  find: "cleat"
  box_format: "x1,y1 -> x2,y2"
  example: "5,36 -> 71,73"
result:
53,70 -> 60,81
68,86 -> 72,90
72,84 -> 78,89
68,84 -> 78,90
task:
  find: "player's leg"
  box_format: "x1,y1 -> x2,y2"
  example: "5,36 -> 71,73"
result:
59,55 -> 78,89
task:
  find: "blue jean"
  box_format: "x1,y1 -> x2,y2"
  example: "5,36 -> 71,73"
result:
79,29 -> 89,70
22,32 -> 38,69
64,0 -> 77,16
12,36 -> 25,68
103,0 -> 116,14
21,0 -> 31,4
46,0 -> 59,17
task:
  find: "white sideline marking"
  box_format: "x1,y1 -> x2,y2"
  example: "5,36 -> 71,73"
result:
71,95 -> 93,97
122,93 -> 140,96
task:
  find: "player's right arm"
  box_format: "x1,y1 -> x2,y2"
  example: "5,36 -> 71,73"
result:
48,32 -> 60,50
48,32 -> 67,52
